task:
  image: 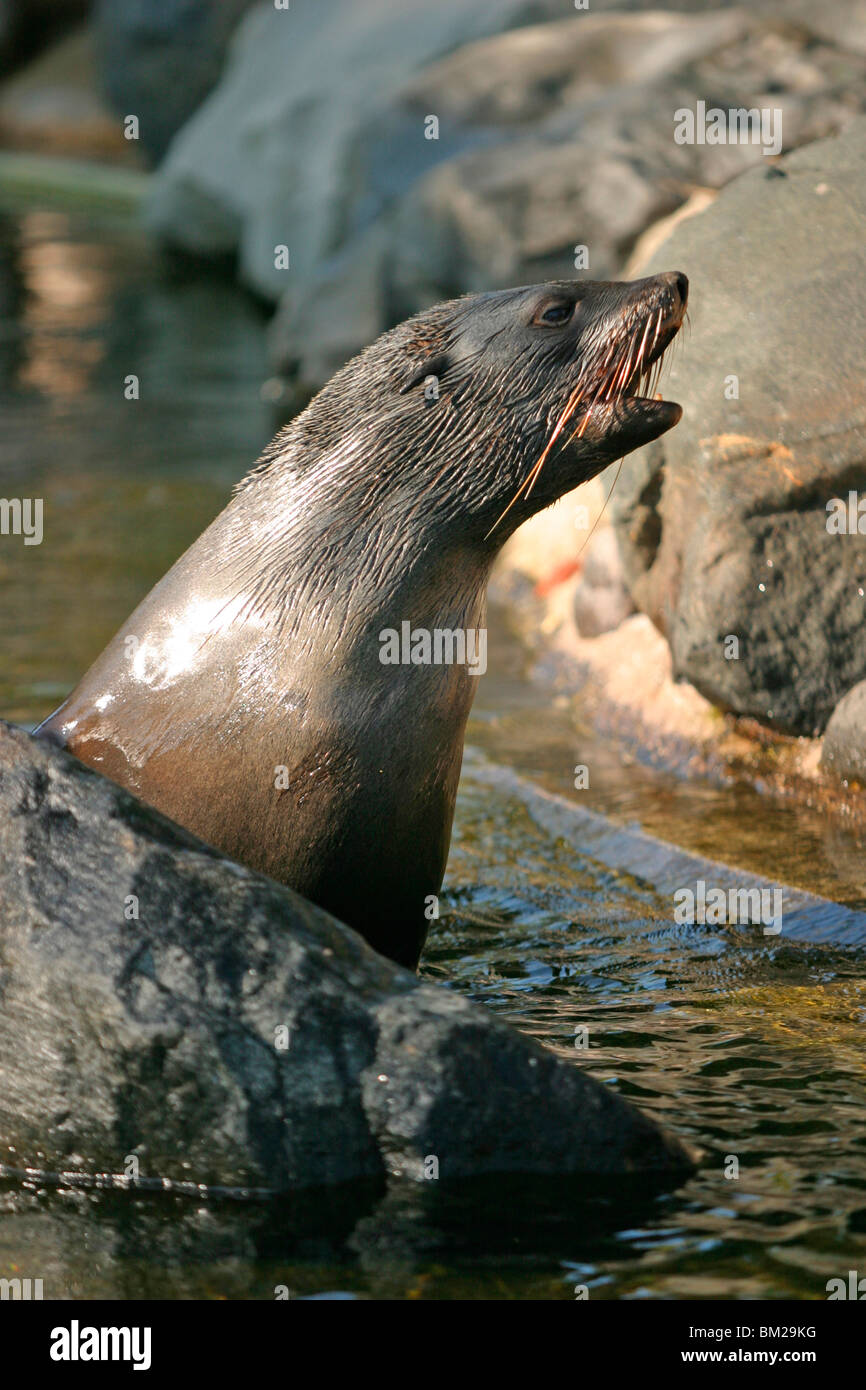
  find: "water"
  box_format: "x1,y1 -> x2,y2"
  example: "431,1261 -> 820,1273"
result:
1,199 -> 865,1300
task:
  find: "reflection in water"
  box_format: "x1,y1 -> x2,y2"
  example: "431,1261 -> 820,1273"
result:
17,210 -> 107,398
0,203 -> 271,722
0,202 -> 865,1299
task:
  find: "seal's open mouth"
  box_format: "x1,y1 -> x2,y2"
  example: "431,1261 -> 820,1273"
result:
534,275 -> 688,500
485,271 -> 688,537
612,302 -> 684,411
576,283 -> 687,439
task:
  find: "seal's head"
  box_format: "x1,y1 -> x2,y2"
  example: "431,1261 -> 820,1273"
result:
401,270 -> 687,530
251,271 -> 687,558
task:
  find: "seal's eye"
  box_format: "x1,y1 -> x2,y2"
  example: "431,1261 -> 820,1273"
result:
534,300 -> 574,327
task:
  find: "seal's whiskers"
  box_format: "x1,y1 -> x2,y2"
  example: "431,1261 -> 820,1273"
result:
482,289 -> 680,542
489,381 -> 587,531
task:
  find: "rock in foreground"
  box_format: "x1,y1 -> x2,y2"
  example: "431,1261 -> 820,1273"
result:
0,721 -> 694,1193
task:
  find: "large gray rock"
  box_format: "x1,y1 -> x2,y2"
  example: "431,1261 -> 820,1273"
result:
145,0 -> 866,387
145,0 -> 568,293
94,0 -> 256,162
821,681 -> 866,784
269,2 -> 866,384
0,721 -> 694,1193
573,527 -> 636,638
612,119 -> 866,736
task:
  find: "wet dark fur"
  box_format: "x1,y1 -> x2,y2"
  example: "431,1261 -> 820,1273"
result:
36,275 -> 687,968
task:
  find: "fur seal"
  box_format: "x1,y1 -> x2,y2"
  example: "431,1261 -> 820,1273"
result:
36,273 -> 688,968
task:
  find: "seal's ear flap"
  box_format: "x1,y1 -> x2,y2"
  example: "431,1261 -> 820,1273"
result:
399,352 -> 450,394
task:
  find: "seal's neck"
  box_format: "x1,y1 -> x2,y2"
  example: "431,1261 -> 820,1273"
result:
218,439 -> 494,659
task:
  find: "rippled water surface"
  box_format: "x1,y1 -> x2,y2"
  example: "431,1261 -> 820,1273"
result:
1,200 -> 865,1299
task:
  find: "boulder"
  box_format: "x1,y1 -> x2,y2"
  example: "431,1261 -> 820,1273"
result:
144,0 -> 569,288
821,681 -> 866,785
268,0 -> 866,384
573,527 -> 636,637
612,118 -> 866,736
0,0 -> 88,78
94,0 -> 256,162
0,721 -> 694,1193
0,26 -> 128,161
144,0 -> 866,386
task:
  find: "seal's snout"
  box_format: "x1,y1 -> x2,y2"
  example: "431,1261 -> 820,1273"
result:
593,269 -> 687,410
659,270 -> 689,313
639,270 -> 687,339
548,269 -> 689,468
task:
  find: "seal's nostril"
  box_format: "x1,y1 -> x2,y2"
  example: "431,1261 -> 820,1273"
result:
673,272 -> 689,306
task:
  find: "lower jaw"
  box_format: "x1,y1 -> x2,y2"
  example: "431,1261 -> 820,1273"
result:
579,396 -> 683,451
